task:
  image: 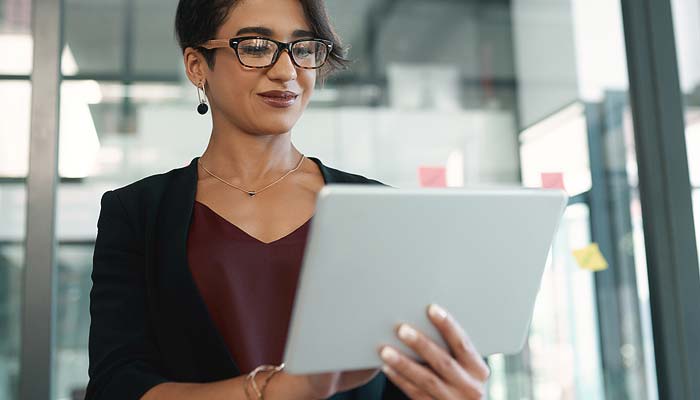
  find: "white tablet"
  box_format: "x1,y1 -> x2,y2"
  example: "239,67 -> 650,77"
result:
282,185 -> 568,374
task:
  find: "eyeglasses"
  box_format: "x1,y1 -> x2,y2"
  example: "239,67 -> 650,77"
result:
201,36 -> 334,69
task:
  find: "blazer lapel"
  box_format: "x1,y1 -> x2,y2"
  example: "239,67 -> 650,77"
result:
153,157 -> 239,381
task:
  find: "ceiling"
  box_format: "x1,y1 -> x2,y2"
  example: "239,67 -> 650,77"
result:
61,0 -> 516,83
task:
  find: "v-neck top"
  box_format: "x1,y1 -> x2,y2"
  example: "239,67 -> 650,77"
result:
186,200 -> 313,374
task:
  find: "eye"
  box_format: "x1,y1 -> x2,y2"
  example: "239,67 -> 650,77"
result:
238,39 -> 275,57
293,42 -> 319,59
294,47 -> 313,58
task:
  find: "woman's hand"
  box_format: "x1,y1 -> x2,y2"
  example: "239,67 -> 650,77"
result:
378,304 -> 490,399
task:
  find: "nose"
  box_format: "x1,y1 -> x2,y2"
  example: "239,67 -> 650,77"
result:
267,49 -> 297,82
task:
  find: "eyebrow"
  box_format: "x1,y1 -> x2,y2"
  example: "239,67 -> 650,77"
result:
235,26 -> 316,38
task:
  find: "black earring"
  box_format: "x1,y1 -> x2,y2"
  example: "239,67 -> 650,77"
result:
197,82 -> 209,115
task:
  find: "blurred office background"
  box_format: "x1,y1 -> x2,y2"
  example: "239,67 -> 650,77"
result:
2,0 -> 700,399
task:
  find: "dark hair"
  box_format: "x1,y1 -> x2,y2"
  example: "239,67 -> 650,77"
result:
175,0 -> 349,80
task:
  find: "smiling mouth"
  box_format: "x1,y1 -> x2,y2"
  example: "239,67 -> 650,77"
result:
259,94 -> 298,99
257,92 -> 299,108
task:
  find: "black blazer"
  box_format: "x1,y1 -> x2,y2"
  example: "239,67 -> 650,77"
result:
86,156 -> 408,400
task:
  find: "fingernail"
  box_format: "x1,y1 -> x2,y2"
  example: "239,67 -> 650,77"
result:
429,304 -> 447,320
381,364 -> 395,375
380,347 -> 400,363
398,324 -> 417,342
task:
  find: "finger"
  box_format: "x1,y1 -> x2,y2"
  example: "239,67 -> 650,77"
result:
395,322 -> 477,390
381,364 -> 434,400
428,304 -> 490,381
379,345 -> 451,399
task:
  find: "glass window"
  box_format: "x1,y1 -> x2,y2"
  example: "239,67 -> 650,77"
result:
132,0 -> 181,77
0,194 -> 25,400
1,2 -> 31,398
62,0 -> 125,77
0,80 -> 31,177
671,0 -> 700,276
0,0 -> 32,75
53,0 -> 659,398
513,1 -> 657,397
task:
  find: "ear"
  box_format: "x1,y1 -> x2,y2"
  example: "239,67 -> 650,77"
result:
184,47 -> 209,86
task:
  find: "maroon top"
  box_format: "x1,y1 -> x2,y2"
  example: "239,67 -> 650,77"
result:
186,200 -> 312,374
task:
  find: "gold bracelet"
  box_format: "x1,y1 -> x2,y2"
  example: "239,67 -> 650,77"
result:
244,376 -> 253,400
244,367 -> 264,400
244,363 -> 285,400
260,363 -> 285,396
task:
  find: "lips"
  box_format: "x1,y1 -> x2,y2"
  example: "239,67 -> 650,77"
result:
257,90 -> 299,108
259,90 -> 299,99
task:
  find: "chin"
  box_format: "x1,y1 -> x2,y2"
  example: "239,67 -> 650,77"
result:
256,120 -> 297,135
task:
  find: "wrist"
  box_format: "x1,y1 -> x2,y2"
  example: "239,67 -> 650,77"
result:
264,372 -> 324,400
244,365 -> 283,400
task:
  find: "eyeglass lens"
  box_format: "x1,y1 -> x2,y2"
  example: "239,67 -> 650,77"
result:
237,38 -> 329,68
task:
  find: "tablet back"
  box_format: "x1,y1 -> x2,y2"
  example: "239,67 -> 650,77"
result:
283,185 -> 568,374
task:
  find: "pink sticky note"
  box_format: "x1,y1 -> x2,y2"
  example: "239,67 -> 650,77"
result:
541,172 -> 565,190
418,166 -> 447,187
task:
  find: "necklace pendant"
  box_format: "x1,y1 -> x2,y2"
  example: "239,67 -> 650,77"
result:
248,191 -> 256,197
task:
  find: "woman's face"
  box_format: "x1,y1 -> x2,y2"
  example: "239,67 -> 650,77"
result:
204,0 -> 317,136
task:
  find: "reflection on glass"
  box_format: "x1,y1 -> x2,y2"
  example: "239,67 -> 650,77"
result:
54,244 -> 93,400
529,204 -> 604,399
0,184 -> 26,399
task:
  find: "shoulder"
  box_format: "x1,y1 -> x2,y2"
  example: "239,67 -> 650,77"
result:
111,164 -> 185,198
309,156 -> 391,187
99,160 -> 193,222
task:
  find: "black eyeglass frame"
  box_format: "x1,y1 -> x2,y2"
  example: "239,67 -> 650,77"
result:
201,36 -> 334,70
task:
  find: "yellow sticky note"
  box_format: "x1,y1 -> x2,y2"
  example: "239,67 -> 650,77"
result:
572,243 -> 609,271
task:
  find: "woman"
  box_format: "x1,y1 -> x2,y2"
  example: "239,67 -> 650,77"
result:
85,0 -> 490,399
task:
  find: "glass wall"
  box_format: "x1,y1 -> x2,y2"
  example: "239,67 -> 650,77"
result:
0,0 -> 684,399
48,0 -> 661,399
1,0 -> 31,398
671,0 -> 700,276
513,1 -> 658,397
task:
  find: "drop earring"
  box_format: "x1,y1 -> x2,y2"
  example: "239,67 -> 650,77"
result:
196,82 -> 209,115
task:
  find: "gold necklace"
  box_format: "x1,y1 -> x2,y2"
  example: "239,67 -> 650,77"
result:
198,154 -> 305,197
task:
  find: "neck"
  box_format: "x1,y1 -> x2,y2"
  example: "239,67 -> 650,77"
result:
199,118 -> 303,185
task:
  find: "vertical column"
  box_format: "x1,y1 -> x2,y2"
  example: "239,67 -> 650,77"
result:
20,0 -> 62,399
620,0 -> 700,398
